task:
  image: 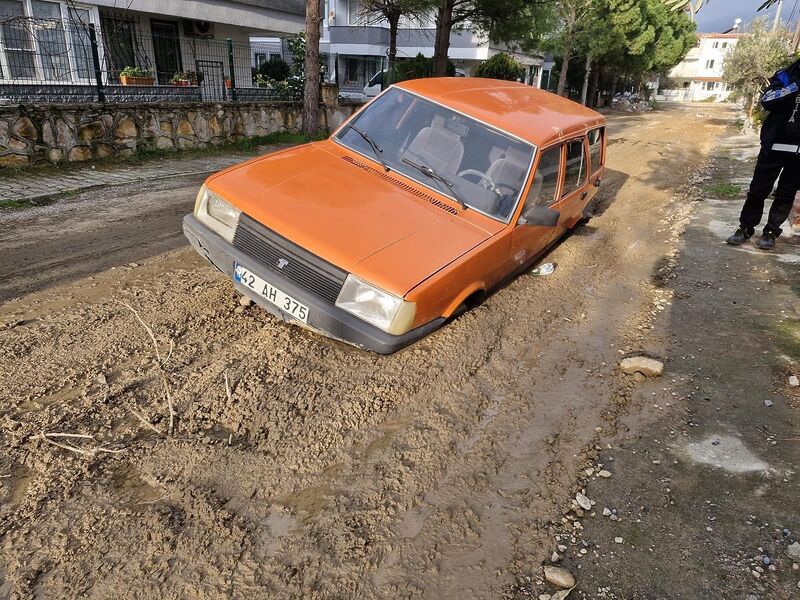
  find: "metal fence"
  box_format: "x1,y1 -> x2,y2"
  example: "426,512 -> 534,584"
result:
0,17 -> 302,104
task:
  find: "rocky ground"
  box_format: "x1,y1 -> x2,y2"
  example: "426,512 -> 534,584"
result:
0,104 -> 797,600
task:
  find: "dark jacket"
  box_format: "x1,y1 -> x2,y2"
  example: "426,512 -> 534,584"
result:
760,58 -> 800,147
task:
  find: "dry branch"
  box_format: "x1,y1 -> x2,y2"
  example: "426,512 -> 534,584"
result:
119,302 -> 163,363
37,432 -> 125,456
129,408 -> 165,437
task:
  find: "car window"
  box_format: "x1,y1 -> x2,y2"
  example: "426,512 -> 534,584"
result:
336,88 -> 535,222
562,139 -> 586,196
522,145 -> 562,210
588,127 -> 604,173
368,71 -> 382,87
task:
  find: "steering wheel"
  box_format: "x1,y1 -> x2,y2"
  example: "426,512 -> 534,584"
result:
457,169 -> 496,191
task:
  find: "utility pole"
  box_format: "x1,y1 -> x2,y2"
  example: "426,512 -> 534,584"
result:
771,0 -> 783,33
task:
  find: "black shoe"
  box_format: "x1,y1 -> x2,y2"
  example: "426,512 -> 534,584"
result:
754,231 -> 777,250
726,227 -> 751,246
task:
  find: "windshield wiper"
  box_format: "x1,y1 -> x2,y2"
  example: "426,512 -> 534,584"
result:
401,157 -> 467,210
347,124 -> 389,172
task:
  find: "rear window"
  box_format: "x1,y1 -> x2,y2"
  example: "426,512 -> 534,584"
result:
588,127 -> 604,173
562,139 -> 586,196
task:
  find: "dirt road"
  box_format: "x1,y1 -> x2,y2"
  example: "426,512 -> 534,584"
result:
1,105 -> 797,599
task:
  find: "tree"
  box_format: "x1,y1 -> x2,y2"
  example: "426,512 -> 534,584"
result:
722,18 -> 795,120
541,0 -> 595,96
474,52 -> 523,79
303,0 -> 322,135
358,0 -> 430,84
431,0 -> 553,76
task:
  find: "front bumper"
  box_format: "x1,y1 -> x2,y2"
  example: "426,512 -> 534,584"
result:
182,215 -> 444,354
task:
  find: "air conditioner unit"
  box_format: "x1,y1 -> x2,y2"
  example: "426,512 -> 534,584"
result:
183,20 -> 214,38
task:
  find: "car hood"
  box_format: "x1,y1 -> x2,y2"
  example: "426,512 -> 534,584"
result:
207,142 -> 500,296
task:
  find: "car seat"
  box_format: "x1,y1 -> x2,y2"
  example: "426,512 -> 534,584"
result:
401,115 -> 466,175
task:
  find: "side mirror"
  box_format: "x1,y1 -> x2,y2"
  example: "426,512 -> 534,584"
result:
518,204 -> 560,227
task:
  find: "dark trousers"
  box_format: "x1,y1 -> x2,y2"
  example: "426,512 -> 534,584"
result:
740,146 -> 800,236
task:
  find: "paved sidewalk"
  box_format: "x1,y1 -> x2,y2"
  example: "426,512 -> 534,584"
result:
0,145 -> 285,203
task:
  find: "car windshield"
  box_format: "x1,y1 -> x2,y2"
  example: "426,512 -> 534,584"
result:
335,87 -> 535,222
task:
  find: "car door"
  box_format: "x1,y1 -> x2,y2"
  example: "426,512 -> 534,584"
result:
509,144 -> 563,268
551,137 -> 590,237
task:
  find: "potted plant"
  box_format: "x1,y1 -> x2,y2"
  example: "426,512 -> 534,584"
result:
120,66 -> 154,86
171,71 -> 204,86
171,72 -> 190,86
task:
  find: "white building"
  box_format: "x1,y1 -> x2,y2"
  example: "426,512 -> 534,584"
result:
319,0 -> 543,98
660,28 -> 743,102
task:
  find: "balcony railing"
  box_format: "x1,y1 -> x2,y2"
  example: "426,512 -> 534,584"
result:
0,17 -> 300,104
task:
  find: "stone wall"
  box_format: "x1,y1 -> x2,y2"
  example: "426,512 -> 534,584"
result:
0,101 -> 359,167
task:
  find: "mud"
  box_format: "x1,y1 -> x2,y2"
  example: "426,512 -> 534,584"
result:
0,105 -> 761,599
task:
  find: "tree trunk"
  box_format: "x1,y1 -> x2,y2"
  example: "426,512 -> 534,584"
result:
556,37 -> 572,97
580,56 -> 591,105
588,62 -> 601,107
433,0 -> 454,77
387,13 -> 399,85
302,0 -> 322,136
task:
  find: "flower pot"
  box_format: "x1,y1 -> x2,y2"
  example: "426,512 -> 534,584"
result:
120,75 -> 154,86
172,80 -> 190,87
225,79 -> 232,89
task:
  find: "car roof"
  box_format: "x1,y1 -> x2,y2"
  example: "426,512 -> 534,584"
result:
394,78 -> 606,148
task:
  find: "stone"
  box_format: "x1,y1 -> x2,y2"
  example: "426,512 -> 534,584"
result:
156,136 -> 174,150
12,116 -> 36,140
143,114 -> 159,138
159,120 -> 174,134
177,136 -> 196,150
602,507 -> 612,516
209,115 -> 222,137
557,544 -> 567,553
68,146 -> 92,162
0,119 -> 8,144
114,115 -> 138,140
551,551 -> 559,563
194,114 -> 210,142
788,542 -> 800,561
94,144 -> 114,158
77,120 -> 106,142
575,492 -> 592,511
42,120 -> 56,146
239,296 -> 253,307
0,152 -> 28,166
633,372 -> 646,383
96,373 -> 107,386
177,117 -> 195,137
620,356 -> 664,377
48,148 -> 64,162
8,137 -> 28,152
598,470 -> 611,478
789,375 -> 799,387
54,118 -> 72,146
234,306 -> 246,315
543,565 -> 575,589
764,400 -> 773,407
614,537 -> 624,544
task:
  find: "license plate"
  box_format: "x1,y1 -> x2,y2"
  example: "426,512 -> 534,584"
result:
234,263 -> 309,323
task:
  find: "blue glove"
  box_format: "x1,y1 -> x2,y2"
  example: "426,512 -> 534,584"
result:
777,70 -> 792,86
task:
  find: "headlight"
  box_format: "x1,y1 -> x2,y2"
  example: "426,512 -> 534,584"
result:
194,184 -> 241,242
336,275 -> 416,335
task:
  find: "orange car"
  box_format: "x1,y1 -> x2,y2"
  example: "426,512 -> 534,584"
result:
183,78 -> 606,353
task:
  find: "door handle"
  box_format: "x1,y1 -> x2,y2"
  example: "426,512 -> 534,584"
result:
581,191 -> 588,200
594,178 -> 602,187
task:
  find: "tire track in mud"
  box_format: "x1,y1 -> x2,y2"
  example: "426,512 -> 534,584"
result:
0,105 -> 733,599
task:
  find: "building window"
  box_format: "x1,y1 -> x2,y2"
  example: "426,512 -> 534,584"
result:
0,0 -> 101,82
705,59 -> 715,69
348,0 -> 364,25
722,42 -> 728,48
270,52 -> 281,62
712,41 -> 719,48
254,52 -> 266,66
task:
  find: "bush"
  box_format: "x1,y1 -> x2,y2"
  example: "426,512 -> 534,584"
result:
475,53 -> 522,81
257,58 -> 291,82
395,53 -> 455,82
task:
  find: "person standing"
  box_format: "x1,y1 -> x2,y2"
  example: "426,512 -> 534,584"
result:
727,58 -> 800,250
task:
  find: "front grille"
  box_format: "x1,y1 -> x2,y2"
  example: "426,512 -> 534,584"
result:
233,214 -> 347,304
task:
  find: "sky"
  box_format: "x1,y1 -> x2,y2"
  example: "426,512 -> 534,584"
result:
694,0 -> 799,33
